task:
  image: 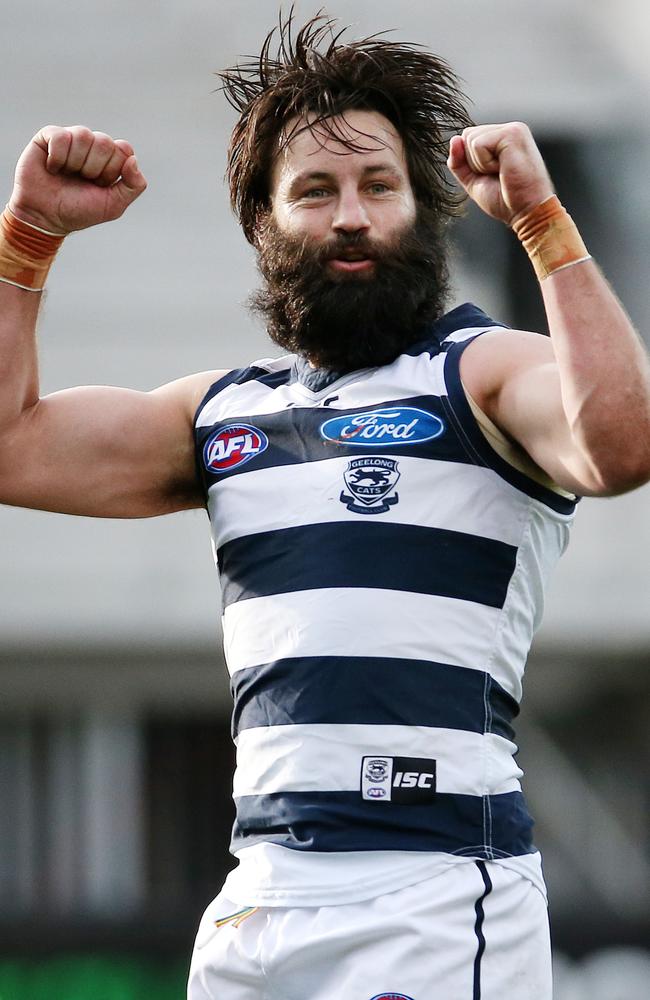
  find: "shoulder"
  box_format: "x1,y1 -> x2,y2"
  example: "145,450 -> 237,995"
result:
193,354 -> 295,427
458,328 -> 555,411
425,302 -> 509,351
150,369 -> 231,423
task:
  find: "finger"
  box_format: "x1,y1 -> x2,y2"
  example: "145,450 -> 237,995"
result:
447,135 -> 467,172
114,139 -> 135,159
60,126 -> 95,174
107,155 -> 147,213
78,132 -> 119,181
93,145 -> 131,187
94,138 -> 136,187
463,129 -> 500,175
33,127 -> 73,174
447,135 -> 475,190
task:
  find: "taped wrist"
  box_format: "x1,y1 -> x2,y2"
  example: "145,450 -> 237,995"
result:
0,206 -> 66,291
512,195 -> 591,281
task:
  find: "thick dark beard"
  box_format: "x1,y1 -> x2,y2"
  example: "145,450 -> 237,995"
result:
250,206 -> 450,373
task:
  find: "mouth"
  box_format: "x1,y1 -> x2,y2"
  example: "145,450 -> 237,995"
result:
328,258 -> 374,273
326,249 -> 376,274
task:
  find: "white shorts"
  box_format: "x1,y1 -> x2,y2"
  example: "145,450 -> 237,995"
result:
187,861 -> 552,1000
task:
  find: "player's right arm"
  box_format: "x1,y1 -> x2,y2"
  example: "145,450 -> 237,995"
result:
0,126 -> 224,518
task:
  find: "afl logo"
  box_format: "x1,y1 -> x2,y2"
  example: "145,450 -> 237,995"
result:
203,424 -> 268,473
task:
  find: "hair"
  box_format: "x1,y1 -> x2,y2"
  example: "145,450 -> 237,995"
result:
217,9 -> 474,244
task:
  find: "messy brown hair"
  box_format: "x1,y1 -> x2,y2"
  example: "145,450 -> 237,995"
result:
217,10 -> 473,244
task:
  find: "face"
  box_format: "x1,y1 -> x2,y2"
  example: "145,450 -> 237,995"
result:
251,109 -> 450,372
270,110 -> 417,278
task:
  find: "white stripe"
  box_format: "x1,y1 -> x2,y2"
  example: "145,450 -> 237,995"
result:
250,355 -> 294,372
232,724 -> 521,797
196,379 -> 279,427
441,325 -> 502,345
222,588 -> 513,693
490,504 -> 570,703
208,455 -> 529,549
196,351 -> 451,425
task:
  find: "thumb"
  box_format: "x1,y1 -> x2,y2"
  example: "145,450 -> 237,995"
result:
111,154 -> 147,210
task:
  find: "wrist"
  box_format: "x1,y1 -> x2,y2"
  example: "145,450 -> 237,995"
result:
0,206 -> 66,291
511,195 -> 591,281
6,200 -> 67,236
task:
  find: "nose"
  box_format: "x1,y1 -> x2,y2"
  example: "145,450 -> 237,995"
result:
331,188 -> 371,236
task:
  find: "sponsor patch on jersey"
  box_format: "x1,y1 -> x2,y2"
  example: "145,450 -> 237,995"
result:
321,407 -> 444,447
361,756 -> 436,804
340,457 -> 400,514
203,424 -> 268,473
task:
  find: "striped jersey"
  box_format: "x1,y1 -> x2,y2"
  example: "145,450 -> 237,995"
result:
193,302 -> 577,906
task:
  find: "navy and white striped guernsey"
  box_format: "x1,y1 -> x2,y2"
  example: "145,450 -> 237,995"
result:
193,302 -> 577,905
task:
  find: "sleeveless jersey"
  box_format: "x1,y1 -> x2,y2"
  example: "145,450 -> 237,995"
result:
193,303 -> 577,906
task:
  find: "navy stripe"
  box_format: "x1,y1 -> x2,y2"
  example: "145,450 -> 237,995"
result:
442,338 -> 579,515
473,861 -> 493,1000
404,303 -> 508,357
231,790 -> 534,857
218,522 -> 517,609
231,657 -> 518,740
195,394 -> 468,486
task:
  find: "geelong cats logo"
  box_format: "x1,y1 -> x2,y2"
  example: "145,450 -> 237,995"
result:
340,457 -> 400,514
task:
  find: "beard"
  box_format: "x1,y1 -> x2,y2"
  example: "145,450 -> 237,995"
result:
250,206 -> 450,373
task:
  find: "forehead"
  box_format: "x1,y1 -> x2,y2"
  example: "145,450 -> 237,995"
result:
270,109 -> 409,190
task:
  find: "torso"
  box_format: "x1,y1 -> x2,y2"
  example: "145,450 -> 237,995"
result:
192,303 -> 577,905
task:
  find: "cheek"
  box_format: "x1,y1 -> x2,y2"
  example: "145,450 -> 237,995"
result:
275,205 -> 330,239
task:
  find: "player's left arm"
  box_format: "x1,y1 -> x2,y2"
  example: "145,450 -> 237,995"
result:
449,122 -> 650,497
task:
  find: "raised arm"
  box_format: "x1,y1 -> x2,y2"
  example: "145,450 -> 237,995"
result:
0,126 -> 224,517
448,122 -> 650,497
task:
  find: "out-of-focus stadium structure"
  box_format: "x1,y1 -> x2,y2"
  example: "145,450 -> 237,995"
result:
1,2 -> 648,996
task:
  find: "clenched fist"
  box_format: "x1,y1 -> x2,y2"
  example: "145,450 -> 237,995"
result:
448,122 -> 554,227
7,125 -> 147,234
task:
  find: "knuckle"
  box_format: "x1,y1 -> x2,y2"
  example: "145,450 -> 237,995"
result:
509,121 -> 529,139
69,125 -> 94,146
92,133 -> 115,156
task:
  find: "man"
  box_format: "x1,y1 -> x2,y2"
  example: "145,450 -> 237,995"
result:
1,12 -> 649,1000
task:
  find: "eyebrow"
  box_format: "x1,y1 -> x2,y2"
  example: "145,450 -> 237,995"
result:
287,163 -> 406,193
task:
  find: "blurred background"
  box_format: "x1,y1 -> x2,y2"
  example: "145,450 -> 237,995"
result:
1,1 -> 649,997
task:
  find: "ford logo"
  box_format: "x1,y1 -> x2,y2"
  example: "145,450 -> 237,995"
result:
320,407 -> 444,447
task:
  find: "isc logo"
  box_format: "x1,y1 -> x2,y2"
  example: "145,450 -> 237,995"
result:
361,756 -> 436,803
393,771 -> 435,789
203,424 -> 268,473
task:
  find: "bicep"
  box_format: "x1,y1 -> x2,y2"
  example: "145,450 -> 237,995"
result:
494,360 -> 595,495
461,330 -> 603,496
0,371 -> 224,517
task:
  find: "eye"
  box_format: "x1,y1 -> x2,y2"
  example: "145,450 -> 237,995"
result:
368,182 -> 391,194
303,187 -> 330,199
